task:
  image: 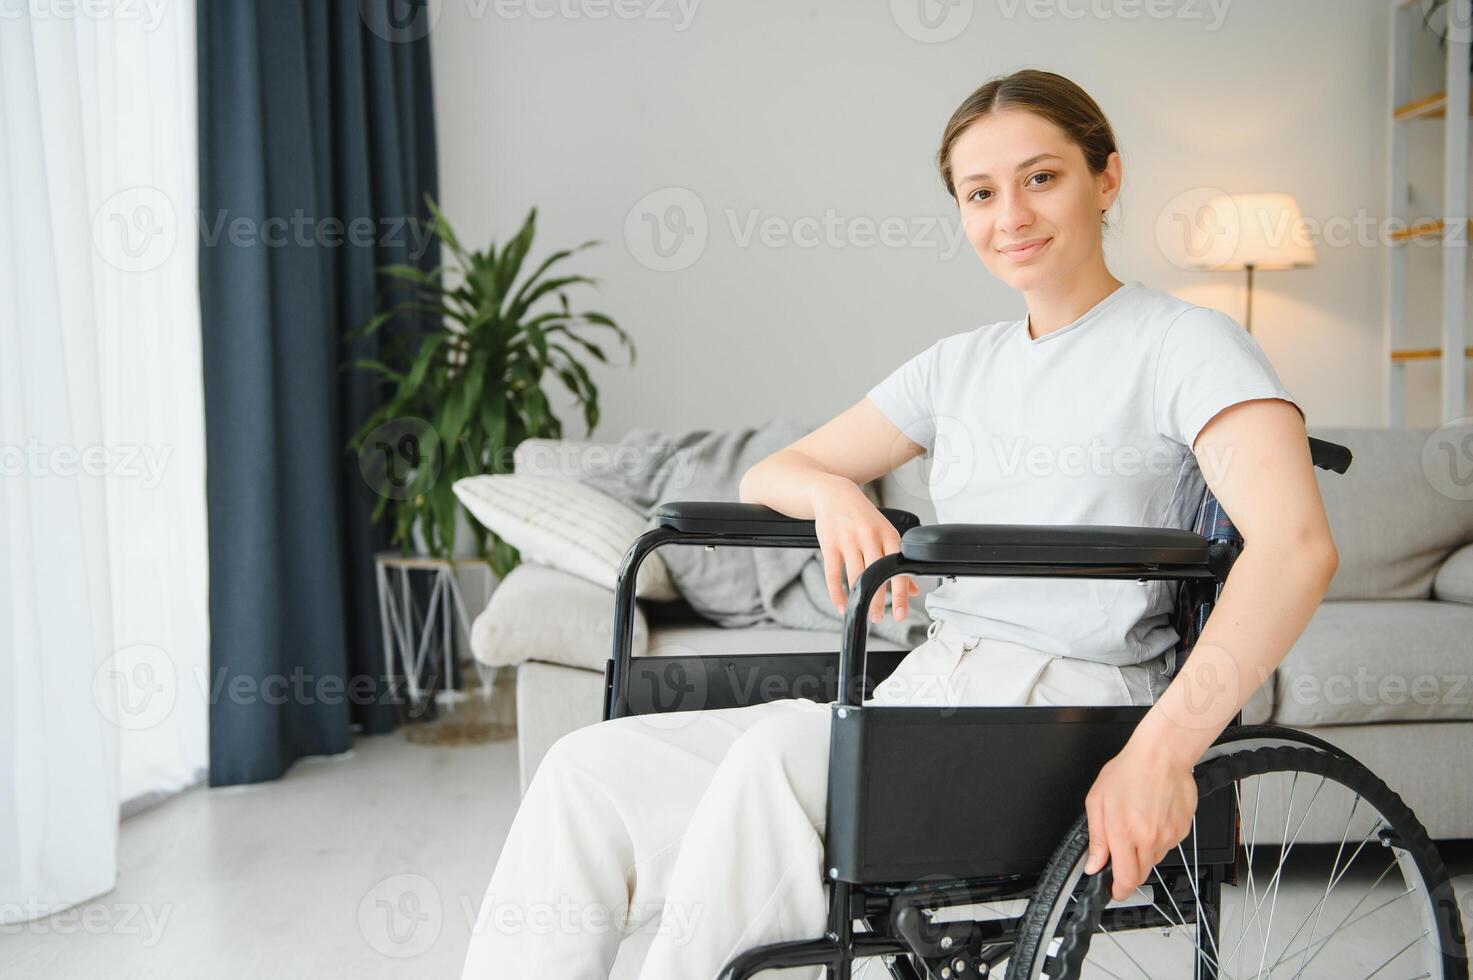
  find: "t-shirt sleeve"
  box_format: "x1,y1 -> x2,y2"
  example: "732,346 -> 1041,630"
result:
1153,306 -> 1305,450
865,339 -> 942,453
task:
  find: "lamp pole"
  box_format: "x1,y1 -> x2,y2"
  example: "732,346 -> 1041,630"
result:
1243,262 -> 1255,334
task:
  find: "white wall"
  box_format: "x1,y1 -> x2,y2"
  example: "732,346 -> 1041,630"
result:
431,0 -> 1469,438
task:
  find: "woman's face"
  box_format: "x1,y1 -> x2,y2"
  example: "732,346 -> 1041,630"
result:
948,109 -> 1120,292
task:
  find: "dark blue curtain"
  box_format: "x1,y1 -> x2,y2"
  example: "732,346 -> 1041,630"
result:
198,1 -> 439,785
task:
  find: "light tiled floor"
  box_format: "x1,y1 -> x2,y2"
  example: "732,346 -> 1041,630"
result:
3,730 -> 1469,979
1,735 -> 521,980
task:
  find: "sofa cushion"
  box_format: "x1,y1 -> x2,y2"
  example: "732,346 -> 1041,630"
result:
473,562 -> 916,675
1269,599 -> 1473,727
1311,425 -> 1473,600
1434,543 -> 1473,605
454,473 -> 679,600
470,562 -> 650,671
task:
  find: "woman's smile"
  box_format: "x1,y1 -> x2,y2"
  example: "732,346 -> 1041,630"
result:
999,236 -> 1052,262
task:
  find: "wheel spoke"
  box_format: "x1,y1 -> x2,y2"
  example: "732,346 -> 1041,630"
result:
1362,930 -> 1431,980
1255,873 -> 1410,979
1285,793 -> 1362,979
1254,775 -> 1326,980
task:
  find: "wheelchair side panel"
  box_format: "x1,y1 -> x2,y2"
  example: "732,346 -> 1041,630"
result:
825,705 -> 1237,883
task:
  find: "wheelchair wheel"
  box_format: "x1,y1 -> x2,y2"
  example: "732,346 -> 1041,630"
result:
1006,730 -> 1468,980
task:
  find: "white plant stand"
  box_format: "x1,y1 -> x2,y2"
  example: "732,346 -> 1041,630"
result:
373,552 -> 499,719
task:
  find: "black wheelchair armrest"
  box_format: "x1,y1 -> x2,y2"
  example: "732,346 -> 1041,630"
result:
653,500 -> 921,538
900,523 -> 1210,567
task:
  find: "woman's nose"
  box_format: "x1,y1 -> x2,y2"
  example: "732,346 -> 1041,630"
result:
998,192 -> 1035,234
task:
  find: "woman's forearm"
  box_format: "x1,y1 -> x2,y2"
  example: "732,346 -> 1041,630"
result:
1128,537 -> 1339,767
738,450 -> 855,518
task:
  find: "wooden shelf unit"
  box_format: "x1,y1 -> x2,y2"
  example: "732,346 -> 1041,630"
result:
1385,0 -> 1471,426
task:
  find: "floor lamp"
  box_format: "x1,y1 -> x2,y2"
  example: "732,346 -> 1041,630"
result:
1190,192 -> 1316,333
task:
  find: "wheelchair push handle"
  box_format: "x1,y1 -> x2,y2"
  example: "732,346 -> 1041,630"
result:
1308,436 -> 1352,474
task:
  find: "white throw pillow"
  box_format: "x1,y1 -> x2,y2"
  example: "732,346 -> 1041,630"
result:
452,474 -> 680,601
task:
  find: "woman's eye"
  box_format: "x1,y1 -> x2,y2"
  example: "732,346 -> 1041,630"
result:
968,173 -> 1053,203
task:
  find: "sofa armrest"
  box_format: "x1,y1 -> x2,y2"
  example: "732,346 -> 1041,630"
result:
470,561 -> 648,673
1433,543 -> 1473,605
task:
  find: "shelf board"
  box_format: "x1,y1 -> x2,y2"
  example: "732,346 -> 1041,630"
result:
1390,218 -> 1473,243
1394,89 -> 1473,121
1391,346 -> 1473,362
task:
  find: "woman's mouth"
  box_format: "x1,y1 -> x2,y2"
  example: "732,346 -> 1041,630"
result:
1000,237 -> 1051,261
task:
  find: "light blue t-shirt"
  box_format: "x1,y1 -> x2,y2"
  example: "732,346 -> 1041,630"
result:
865,279 -> 1303,668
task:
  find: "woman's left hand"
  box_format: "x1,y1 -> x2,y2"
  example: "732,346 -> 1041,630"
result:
1081,739 -> 1198,901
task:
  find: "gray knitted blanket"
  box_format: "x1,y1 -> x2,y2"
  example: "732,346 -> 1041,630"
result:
574,418 -> 928,647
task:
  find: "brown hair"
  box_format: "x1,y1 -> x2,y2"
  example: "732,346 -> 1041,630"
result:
937,69 -> 1120,230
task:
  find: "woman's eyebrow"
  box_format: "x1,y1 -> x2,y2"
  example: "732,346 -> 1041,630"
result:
957,152 -> 1063,184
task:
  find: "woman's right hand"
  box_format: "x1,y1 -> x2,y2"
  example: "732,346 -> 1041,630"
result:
809,475 -> 920,624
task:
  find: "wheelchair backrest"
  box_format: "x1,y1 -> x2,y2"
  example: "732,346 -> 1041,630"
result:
1168,435 -> 1352,680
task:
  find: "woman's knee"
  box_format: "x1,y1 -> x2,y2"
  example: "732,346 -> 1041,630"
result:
720,709 -> 831,777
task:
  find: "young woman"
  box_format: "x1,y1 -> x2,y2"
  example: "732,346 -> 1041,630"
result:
460,68 -> 1339,979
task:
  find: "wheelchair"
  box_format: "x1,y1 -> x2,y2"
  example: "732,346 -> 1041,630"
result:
602,436 -> 1468,979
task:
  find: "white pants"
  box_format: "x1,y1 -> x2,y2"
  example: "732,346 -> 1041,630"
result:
460,618 -> 1166,980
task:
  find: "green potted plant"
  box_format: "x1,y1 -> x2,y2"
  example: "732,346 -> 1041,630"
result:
347,198 -> 635,577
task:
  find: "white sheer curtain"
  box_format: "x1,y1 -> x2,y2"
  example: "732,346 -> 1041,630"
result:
1,2 -> 206,922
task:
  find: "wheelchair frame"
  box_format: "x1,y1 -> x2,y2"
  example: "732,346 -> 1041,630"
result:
601,437 -> 1361,979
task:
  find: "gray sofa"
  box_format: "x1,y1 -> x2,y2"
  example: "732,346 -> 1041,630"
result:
471,425 -> 1473,842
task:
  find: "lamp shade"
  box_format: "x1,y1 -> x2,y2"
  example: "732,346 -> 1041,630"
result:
1187,192 -> 1317,272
